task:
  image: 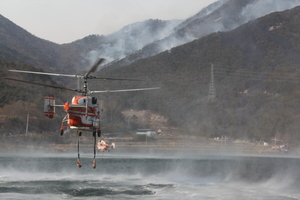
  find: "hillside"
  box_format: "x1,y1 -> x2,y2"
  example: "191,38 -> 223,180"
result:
0,15 -> 62,72
2,0 -> 300,75
0,61 -> 72,133
1,2 -> 300,144
109,0 -> 300,68
97,6 -> 300,143
60,19 -> 183,73
0,15 -> 182,74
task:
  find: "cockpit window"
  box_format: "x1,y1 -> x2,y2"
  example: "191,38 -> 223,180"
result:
92,97 -> 97,104
78,97 -> 87,105
75,97 -> 97,105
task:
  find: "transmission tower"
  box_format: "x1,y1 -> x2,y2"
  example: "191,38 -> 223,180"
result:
208,64 -> 216,101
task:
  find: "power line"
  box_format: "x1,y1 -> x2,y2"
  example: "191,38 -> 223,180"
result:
208,64 -> 216,101
214,69 -> 300,83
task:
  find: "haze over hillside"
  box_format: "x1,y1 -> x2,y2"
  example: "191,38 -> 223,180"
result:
108,0 -> 300,68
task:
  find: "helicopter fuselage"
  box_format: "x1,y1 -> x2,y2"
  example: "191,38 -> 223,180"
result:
61,95 -> 101,133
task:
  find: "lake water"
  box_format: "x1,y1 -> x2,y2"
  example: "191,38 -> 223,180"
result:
0,152 -> 299,199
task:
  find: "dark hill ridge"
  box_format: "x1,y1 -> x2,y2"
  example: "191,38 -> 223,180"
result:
98,6 -> 300,142
0,15 -> 61,71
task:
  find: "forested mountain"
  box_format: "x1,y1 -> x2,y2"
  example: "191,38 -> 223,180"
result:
1,1 -> 300,144
98,6 -> 300,143
2,0 -> 300,74
0,14 -> 182,73
60,19 -> 183,73
0,15 -> 61,72
0,61 -> 70,133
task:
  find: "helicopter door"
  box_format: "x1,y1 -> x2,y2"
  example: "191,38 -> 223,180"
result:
44,95 -> 55,119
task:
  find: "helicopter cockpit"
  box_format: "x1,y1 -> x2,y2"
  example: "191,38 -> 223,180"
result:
72,96 -> 98,106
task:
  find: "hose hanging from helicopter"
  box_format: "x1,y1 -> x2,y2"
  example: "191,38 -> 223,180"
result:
77,133 -> 82,168
93,132 -> 97,169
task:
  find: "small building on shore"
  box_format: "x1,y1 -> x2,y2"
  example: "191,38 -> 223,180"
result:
136,129 -> 157,136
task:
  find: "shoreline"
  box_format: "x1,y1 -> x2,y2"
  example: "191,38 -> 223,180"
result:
1,134 -> 299,157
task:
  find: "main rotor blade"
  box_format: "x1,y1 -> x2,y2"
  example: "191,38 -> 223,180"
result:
90,77 -> 142,81
3,77 -> 78,92
9,69 -> 142,81
90,87 -> 160,93
85,58 -> 105,77
9,70 -> 79,78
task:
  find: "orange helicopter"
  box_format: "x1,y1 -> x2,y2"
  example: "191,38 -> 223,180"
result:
4,58 -> 159,168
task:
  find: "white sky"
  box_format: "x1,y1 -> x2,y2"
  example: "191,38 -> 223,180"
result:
0,0 -> 217,44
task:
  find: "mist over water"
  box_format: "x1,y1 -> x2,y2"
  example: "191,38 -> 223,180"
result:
0,152 -> 299,200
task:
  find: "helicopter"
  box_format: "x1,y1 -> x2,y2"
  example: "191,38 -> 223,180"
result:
3,58 -> 159,168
